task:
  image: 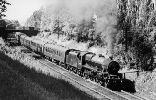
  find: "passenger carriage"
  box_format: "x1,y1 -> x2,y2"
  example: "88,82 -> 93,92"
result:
23,36 -> 32,48
43,43 -> 69,64
30,38 -> 47,53
20,34 -> 27,46
15,33 -> 26,45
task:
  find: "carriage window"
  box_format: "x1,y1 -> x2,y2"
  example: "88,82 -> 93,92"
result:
51,49 -> 53,53
56,51 -> 58,55
59,52 -> 61,56
54,50 -> 56,54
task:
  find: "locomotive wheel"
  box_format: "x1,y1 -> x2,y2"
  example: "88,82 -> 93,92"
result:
73,68 -> 77,74
90,76 -> 94,81
102,79 -> 109,87
66,65 -> 70,70
70,66 -> 73,71
77,69 -> 80,75
79,71 -> 83,77
98,80 -> 103,85
84,74 -> 89,79
95,77 -> 99,83
50,58 -> 53,62
90,76 -> 95,82
75,69 -> 79,74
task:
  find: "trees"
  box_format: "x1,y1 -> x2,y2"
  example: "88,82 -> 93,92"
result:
0,0 -> 10,18
53,18 -> 65,39
116,0 -> 155,71
0,0 -> 10,41
25,9 -> 43,28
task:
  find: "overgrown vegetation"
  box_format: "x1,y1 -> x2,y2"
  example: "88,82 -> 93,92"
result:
0,56 -> 55,100
115,0 -> 156,71
0,50 -> 97,100
0,0 -> 10,18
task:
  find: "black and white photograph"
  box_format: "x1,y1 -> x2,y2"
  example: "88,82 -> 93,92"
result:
0,0 -> 156,100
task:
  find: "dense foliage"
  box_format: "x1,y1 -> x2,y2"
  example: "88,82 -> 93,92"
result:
0,0 -> 10,18
25,9 -> 43,28
115,0 -> 156,71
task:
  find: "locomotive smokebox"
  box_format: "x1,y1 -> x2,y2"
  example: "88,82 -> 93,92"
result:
107,61 -> 120,74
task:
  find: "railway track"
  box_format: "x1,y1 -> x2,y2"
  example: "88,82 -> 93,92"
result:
19,47 -> 148,100
38,58 -> 147,100
118,90 -> 148,100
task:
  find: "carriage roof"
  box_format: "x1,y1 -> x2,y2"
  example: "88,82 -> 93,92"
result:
44,43 -> 69,53
31,38 -> 47,45
24,36 -> 32,41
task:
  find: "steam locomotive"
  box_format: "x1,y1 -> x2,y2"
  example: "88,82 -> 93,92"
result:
15,33 -> 124,89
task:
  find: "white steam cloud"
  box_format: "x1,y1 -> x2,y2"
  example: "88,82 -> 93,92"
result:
42,0 -> 118,55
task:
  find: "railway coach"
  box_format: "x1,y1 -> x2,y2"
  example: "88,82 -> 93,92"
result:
23,36 -> 32,48
30,38 -> 46,54
15,33 -> 26,45
43,43 -> 69,64
20,34 -> 27,46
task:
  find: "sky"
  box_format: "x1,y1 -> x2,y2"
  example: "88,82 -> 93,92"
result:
5,0 -> 47,25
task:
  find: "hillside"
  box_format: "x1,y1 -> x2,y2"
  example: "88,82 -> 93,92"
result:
0,38 -> 97,100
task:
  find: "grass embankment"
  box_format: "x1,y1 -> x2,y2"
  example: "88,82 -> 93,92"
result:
0,51 -> 97,100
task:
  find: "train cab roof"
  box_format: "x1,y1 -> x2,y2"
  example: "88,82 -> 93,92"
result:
16,32 -> 25,35
24,36 -> 32,41
44,43 -> 69,53
44,39 -> 56,44
20,34 -> 27,38
31,38 -> 47,45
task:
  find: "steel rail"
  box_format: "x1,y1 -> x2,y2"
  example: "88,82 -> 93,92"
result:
43,59 -> 142,100
39,60 -> 114,100
121,90 -> 148,100
20,47 -> 145,100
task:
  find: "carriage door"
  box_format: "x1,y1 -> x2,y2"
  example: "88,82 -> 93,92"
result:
77,53 -> 82,69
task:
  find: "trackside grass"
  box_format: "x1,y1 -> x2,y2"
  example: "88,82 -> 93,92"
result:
0,52 -> 97,100
0,58 -> 57,100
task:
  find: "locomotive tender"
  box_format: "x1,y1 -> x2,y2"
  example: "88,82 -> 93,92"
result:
15,33 -> 123,89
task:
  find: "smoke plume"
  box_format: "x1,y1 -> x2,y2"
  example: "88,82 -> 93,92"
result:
43,0 -> 118,55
